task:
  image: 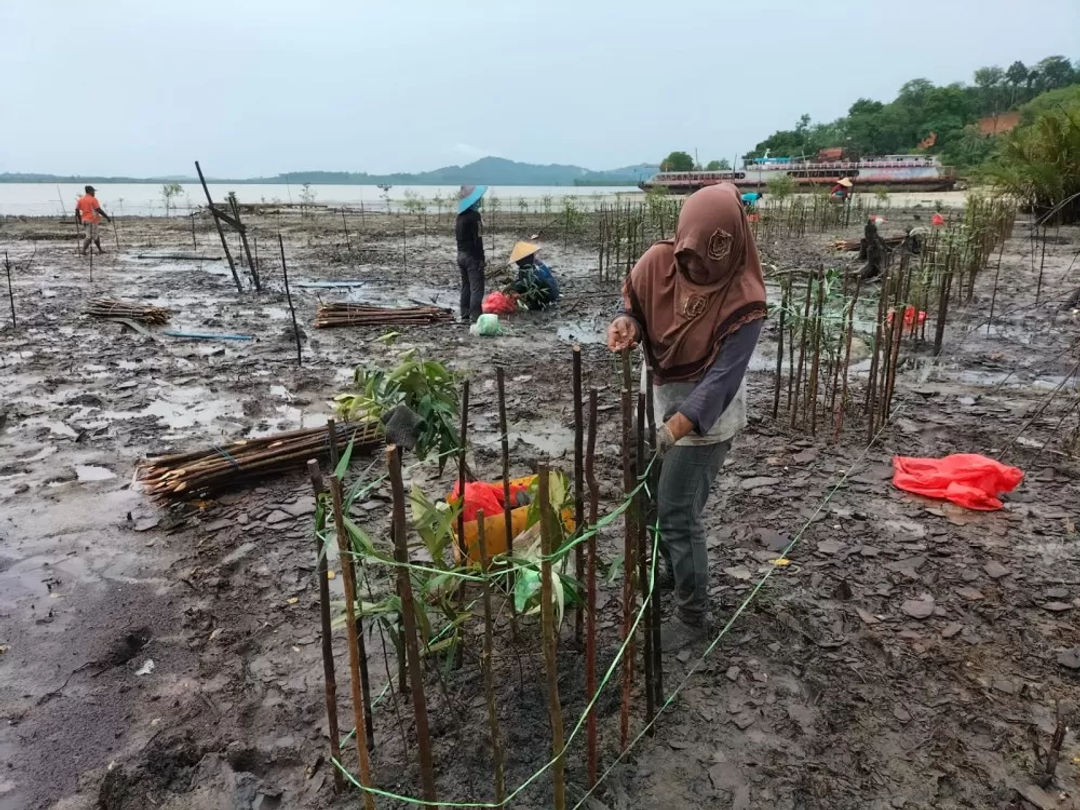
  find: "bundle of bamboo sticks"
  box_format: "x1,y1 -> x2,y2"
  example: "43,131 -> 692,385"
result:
87,298 -> 172,324
314,303 -> 453,329
833,235 -> 906,252
137,421 -> 381,500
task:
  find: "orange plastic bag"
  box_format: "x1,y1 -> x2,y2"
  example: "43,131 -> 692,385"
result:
447,475 -> 576,563
892,454 -> 1023,511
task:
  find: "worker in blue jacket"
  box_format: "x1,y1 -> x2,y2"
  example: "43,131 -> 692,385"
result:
507,241 -> 560,310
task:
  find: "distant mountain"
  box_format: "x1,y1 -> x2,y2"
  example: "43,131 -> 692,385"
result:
0,157 -> 659,187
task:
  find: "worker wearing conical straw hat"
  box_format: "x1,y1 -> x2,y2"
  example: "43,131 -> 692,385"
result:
830,176 -> 854,202
507,241 -> 560,310
606,183 -> 767,652
455,185 -> 488,323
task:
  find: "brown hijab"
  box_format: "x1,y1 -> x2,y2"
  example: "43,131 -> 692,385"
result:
623,183 -> 767,383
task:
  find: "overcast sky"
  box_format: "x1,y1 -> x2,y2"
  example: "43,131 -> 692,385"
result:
3,1 -> 1078,177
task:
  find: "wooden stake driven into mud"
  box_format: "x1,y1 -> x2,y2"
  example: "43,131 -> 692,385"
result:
329,474 -> 376,810
636,391 -> 655,728
584,389 -> 600,786
307,461 -> 344,793
456,380 -> 471,565
4,252 -> 15,330
619,387 -> 636,752
537,464 -> 567,810
387,446 -> 438,807
644,371 -> 663,707
194,160 -> 243,293
475,512 -> 506,803
572,346 -> 585,645
277,234 -> 303,366
495,367 -> 518,637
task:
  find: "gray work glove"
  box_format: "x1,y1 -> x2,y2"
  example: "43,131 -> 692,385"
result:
381,404 -> 424,451
653,424 -> 676,459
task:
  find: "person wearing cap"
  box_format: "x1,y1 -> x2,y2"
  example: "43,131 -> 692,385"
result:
830,176 -> 853,201
507,241 -> 559,310
75,185 -> 112,255
455,185 -> 487,323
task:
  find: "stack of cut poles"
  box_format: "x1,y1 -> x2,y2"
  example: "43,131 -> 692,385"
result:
314,303 -> 453,329
138,421 -> 381,500
87,298 -> 172,324
833,235 -> 907,252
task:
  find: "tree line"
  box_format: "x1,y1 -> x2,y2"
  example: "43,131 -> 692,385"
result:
740,55 -> 1077,168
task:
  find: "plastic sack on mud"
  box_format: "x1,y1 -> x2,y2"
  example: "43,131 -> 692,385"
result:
482,291 -> 518,315
470,313 -> 505,336
891,454 -> 1024,510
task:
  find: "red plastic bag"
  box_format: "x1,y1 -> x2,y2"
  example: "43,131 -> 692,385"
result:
931,212 -> 946,227
448,480 -> 531,522
887,306 -> 927,327
892,454 -> 1023,510
482,291 -> 518,315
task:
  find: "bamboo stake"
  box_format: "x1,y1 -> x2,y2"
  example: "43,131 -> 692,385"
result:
584,389 -> 599,787
808,271 -> 825,434
987,238 -> 1006,335
329,474 -> 375,810
476,512 -> 506,804
342,209 -> 353,255
278,234 -> 303,366
636,391 -> 655,728
834,274 -> 862,438
195,160 -> 243,293
572,346 -> 585,646
3,252 -> 14,329
619,387 -> 635,751
456,380 -> 470,566
387,446 -> 438,807
866,266 -> 889,443
495,368 -> 518,638
538,464 -> 567,810
308,461 -> 344,793
326,420 -> 375,749
644,372 -> 662,706
791,273 -> 813,428
772,275 -> 786,418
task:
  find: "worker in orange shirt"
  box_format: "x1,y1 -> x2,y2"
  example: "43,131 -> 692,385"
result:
75,185 -> 112,255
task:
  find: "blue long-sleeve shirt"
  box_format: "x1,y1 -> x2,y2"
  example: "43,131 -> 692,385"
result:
672,319 -> 762,435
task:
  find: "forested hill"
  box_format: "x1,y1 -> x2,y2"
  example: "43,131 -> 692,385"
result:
746,55 -> 1079,169
0,157 -> 658,187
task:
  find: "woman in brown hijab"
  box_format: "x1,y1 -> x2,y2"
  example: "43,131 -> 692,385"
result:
607,183 -> 767,650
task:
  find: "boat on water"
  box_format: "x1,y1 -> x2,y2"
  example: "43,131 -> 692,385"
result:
640,152 -> 957,194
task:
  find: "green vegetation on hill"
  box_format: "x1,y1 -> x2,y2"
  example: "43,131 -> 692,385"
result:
745,55 -> 1078,169
984,86 -> 1080,224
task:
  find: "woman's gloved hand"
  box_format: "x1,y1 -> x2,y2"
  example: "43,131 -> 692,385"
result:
654,423 -> 676,458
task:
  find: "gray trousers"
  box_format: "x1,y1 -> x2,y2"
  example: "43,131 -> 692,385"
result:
657,439 -> 730,624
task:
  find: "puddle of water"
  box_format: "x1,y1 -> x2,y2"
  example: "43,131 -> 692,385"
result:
513,425 -> 571,458
75,465 -> 116,482
557,319 -> 606,345
15,417 -> 79,439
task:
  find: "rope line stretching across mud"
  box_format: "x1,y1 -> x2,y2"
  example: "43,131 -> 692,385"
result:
321,248 -> 1064,807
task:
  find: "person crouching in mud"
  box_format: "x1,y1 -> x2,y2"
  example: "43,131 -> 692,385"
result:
607,183 -> 767,651
507,241 -> 560,310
